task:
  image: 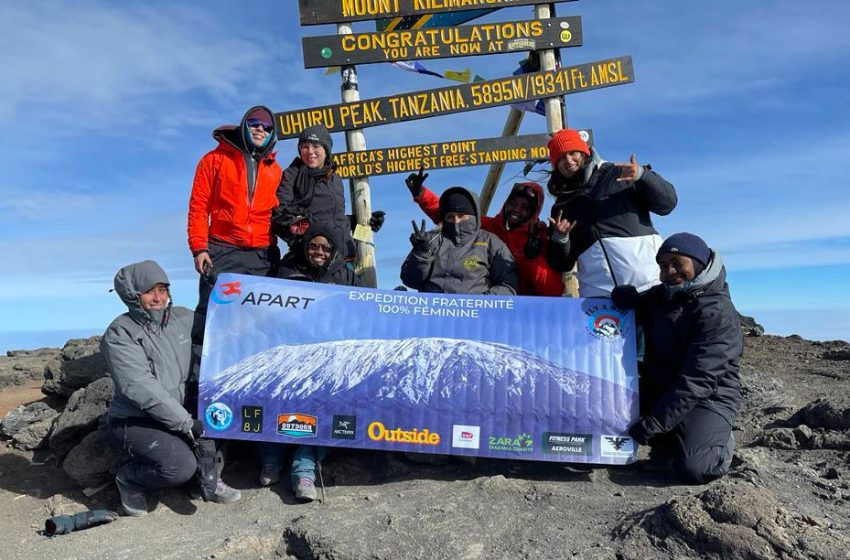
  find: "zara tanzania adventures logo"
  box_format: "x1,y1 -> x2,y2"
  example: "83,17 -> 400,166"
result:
210,281 -> 242,305
585,305 -> 627,339
205,402 -> 234,431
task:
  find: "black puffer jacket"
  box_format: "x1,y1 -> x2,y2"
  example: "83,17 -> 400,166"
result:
632,250 -> 743,438
547,149 -> 677,297
272,158 -> 353,256
277,224 -> 360,286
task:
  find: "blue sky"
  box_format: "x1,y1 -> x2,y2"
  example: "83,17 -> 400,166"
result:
1,0 -> 848,352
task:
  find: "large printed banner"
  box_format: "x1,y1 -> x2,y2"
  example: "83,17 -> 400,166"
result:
199,274 -> 639,465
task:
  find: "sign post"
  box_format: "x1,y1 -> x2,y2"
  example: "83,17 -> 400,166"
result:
337,24 -> 378,288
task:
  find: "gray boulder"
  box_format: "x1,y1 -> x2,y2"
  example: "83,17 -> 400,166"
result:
0,401 -> 59,437
42,336 -> 107,397
788,398 -> 850,430
0,347 -> 61,389
62,426 -> 122,488
48,377 -> 113,454
12,416 -> 57,450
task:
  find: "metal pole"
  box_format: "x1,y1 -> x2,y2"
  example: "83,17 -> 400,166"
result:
337,23 -> 377,288
535,4 -> 579,297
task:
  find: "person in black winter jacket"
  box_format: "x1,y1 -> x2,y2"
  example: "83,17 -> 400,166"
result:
611,233 -> 743,484
271,124 -> 384,260
257,224 -> 359,501
546,129 -> 677,297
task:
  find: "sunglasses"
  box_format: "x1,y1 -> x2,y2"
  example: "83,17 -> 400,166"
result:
246,118 -> 274,133
307,242 -> 333,253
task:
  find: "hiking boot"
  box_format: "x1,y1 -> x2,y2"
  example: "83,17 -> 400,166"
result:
211,479 -> 241,504
115,476 -> 148,517
293,477 -> 317,502
259,463 -> 281,487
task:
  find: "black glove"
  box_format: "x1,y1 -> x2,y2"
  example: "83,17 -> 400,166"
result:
611,285 -> 640,310
191,419 -> 205,439
369,211 -> 386,232
628,420 -> 651,445
405,166 -> 428,198
44,510 -> 119,536
409,219 -> 431,253
524,222 -> 543,260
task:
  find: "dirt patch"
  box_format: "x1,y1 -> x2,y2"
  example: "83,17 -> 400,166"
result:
0,380 -> 46,417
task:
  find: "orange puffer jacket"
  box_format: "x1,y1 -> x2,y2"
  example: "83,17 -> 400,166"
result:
415,181 -> 564,296
187,125 -> 283,255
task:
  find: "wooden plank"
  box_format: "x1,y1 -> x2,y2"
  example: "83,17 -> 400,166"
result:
376,9 -> 497,32
299,0 -> 578,26
276,56 -> 633,139
303,16 -> 582,68
331,130 -> 593,179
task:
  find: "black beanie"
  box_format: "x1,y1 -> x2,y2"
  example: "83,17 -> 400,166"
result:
657,232 -> 711,269
439,189 -> 476,218
298,125 -> 333,157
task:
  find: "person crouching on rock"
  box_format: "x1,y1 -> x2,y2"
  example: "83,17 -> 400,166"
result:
256,225 -> 360,501
102,261 -> 241,516
611,233 -> 743,484
401,186 -> 518,295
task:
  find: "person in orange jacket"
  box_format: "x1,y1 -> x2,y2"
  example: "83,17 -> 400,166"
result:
187,105 -> 283,316
405,168 -> 564,296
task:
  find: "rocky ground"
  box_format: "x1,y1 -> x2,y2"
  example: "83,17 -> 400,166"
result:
0,329 -> 848,560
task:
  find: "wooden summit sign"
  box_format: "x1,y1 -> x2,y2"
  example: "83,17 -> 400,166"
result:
299,0 -> 578,26
332,131 -> 593,178
276,56 -> 633,139
303,16 -> 582,68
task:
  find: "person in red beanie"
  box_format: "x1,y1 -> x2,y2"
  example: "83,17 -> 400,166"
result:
545,129 -> 677,298
405,167 -> 564,296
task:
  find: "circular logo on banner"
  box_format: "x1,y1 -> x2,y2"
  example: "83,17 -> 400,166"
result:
585,306 -> 627,339
321,47 -> 333,59
560,30 -> 572,42
210,281 -> 242,305
205,402 -> 234,431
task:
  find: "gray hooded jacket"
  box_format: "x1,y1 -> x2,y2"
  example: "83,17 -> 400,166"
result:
102,261 -> 195,432
401,187 -> 518,295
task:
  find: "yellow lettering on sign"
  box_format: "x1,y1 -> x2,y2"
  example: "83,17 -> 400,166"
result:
342,0 -> 399,18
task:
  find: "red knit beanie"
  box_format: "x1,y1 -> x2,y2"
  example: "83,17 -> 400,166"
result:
548,129 -> 590,168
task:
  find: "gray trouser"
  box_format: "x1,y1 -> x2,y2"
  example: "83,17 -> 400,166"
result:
654,406 -> 735,484
108,418 -> 197,491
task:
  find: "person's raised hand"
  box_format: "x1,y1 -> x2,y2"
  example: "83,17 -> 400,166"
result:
369,211 -> 386,232
194,252 -> 212,275
405,166 -> 429,198
616,153 -> 641,182
409,219 -> 431,253
548,209 -> 577,236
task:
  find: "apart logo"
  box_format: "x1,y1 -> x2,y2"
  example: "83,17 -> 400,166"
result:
332,415 -> 357,440
451,425 -> 481,449
542,432 -> 593,456
585,305 -> 627,339
241,405 -> 263,434
488,432 -> 534,454
210,281 -> 242,305
367,421 -> 440,446
276,413 -> 318,438
601,435 -> 635,458
204,402 -> 233,431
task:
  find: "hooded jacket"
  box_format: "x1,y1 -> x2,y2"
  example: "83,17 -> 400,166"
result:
631,250 -> 743,439
401,187 -> 518,295
546,149 -> 677,297
272,157 -> 352,256
187,105 -> 283,255
414,182 -> 564,296
278,224 -> 360,286
102,261 -> 195,432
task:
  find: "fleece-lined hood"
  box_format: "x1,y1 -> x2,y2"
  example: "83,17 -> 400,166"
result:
113,260 -> 171,325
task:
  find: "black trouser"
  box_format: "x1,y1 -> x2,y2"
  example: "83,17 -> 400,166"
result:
108,418 -> 197,491
650,406 -> 735,485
